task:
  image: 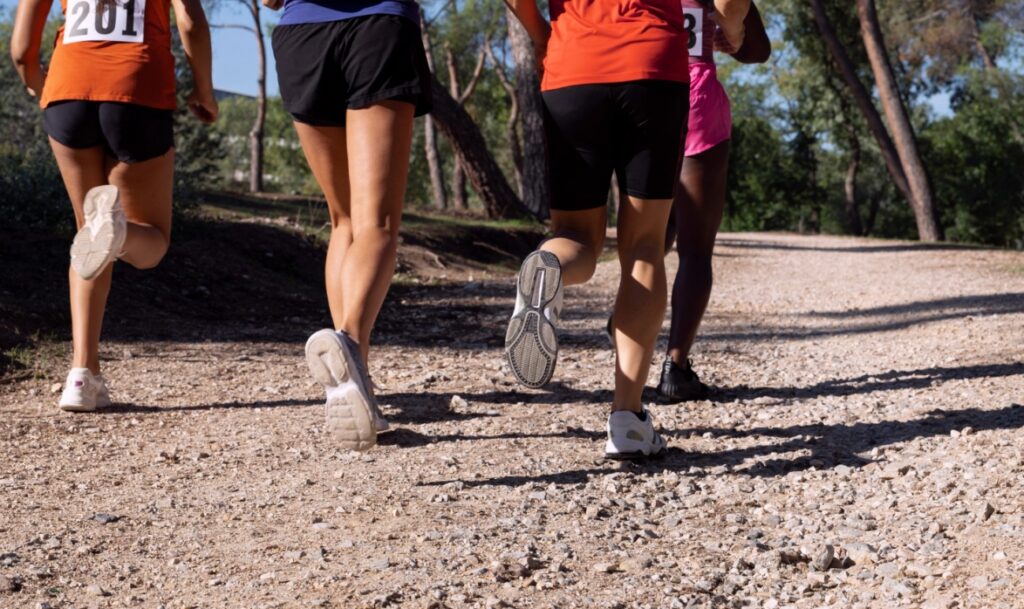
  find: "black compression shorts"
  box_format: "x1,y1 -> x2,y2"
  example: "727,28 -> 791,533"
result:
272,14 -> 432,127
42,101 -> 174,164
542,80 -> 690,211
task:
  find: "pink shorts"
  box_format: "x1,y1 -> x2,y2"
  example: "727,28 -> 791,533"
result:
684,62 -> 732,157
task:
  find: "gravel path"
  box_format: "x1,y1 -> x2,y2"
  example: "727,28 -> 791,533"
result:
2,232 -> 1023,609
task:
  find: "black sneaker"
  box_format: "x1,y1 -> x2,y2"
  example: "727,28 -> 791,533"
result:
657,358 -> 710,403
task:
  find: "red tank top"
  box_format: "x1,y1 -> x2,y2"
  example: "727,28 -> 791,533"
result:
542,0 -> 691,92
40,0 -> 177,110
681,0 -> 715,64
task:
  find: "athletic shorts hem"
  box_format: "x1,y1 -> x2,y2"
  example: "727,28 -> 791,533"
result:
683,136 -> 731,158
348,85 -> 432,115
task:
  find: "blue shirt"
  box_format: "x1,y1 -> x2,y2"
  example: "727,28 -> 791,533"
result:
279,0 -> 420,26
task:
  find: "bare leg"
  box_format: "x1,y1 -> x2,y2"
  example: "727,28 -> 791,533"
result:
50,140 -> 175,374
541,207 -> 608,286
612,195 -> 674,412
293,100 -> 414,364
667,142 -> 729,366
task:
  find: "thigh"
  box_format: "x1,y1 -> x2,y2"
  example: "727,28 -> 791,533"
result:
344,100 -> 415,233
549,206 -> 609,251
48,138 -> 108,229
542,85 -> 615,212
675,141 -> 729,254
105,150 -> 174,237
293,122 -> 351,223
613,80 -> 690,200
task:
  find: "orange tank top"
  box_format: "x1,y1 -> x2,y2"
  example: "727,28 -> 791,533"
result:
542,0 -> 691,92
40,0 -> 176,110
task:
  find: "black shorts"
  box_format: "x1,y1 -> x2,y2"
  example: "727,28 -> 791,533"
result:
43,101 -> 174,164
272,15 -> 432,127
542,80 -> 690,211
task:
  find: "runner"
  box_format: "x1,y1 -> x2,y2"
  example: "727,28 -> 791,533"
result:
10,0 -> 217,411
263,0 -> 431,451
657,0 -> 769,402
504,0 -> 751,459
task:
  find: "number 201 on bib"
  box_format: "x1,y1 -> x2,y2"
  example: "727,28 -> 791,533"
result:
64,0 -> 146,44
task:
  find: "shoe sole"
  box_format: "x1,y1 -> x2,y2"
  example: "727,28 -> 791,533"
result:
505,251 -> 561,389
305,330 -> 377,452
59,401 -> 98,413
71,185 -> 125,281
656,383 -> 710,403
604,448 -> 666,462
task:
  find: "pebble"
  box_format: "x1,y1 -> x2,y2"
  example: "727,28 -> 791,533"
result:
810,544 -> 835,571
86,584 -> 108,597
93,513 -> 120,524
592,562 -> 618,573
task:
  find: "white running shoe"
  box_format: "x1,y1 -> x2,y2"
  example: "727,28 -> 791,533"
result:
70,185 -> 126,280
58,368 -> 112,412
604,409 -> 667,460
305,329 -> 388,451
505,250 -> 563,388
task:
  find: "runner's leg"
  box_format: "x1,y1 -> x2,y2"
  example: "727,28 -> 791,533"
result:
667,141 -> 729,365
50,140 -> 110,375
105,150 -> 175,270
542,207 -> 607,286
612,195 -> 673,412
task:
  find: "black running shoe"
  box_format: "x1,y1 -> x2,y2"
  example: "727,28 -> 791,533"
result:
656,358 -> 710,402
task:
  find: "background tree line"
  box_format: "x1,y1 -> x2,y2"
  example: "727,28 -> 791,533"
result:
2,0 -> 1022,246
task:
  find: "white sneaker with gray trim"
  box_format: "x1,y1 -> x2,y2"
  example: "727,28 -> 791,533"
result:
504,250 -> 563,388
59,368 -> 112,412
70,185 -> 126,280
305,329 -> 388,451
604,409 -> 667,460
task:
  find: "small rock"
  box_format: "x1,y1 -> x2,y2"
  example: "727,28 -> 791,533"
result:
86,584 -> 108,597
527,491 -> 546,501
977,502 -> 995,522
811,544 -> 835,571
0,574 -> 22,593
880,462 -> 911,479
592,562 -> 618,573
92,513 -> 120,524
905,562 -> 933,578
369,557 -> 390,571
921,595 -> 956,609
967,574 -> 989,589
620,557 -> 652,572
50,383 -> 62,394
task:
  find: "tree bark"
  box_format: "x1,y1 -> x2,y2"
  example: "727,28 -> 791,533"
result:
247,0 -> 265,193
809,0 -> 913,211
446,48 -> 469,210
487,45 -> 523,197
428,74 -> 533,220
855,0 -> 943,241
844,131 -> 864,236
507,11 -> 550,220
419,21 -> 447,210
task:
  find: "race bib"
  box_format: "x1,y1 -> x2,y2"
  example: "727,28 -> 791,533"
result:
63,0 -> 146,44
683,7 -> 704,57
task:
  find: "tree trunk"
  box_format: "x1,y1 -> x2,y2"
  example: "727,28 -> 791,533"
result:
508,11 -> 550,219
419,21 -> 447,210
248,0 -> 265,193
809,0 -> 913,209
428,74 -> 533,220
487,44 -> 523,196
844,132 -> 864,236
446,48 -> 469,210
855,0 -> 943,241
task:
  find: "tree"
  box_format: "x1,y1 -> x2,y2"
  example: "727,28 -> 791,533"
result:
428,73 -> 533,220
444,37 -> 488,210
855,0 -> 942,241
212,0 -> 267,193
507,12 -> 549,219
420,20 -> 448,210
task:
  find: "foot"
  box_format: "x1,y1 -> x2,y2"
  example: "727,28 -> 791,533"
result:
657,358 -> 710,403
58,368 -> 111,412
305,329 -> 387,451
505,250 -> 563,388
70,185 -> 126,280
604,409 -> 667,460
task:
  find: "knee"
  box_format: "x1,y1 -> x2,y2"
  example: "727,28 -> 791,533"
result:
677,249 -> 714,278
128,234 -> 169,270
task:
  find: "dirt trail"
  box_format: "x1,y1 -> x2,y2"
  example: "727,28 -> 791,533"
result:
2,232 -> 1023,609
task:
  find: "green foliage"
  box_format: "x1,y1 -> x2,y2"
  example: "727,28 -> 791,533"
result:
924,70 -> 1024,247
0,18 -> 72,234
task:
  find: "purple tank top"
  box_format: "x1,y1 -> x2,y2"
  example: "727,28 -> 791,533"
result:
681,0 -> 715,64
